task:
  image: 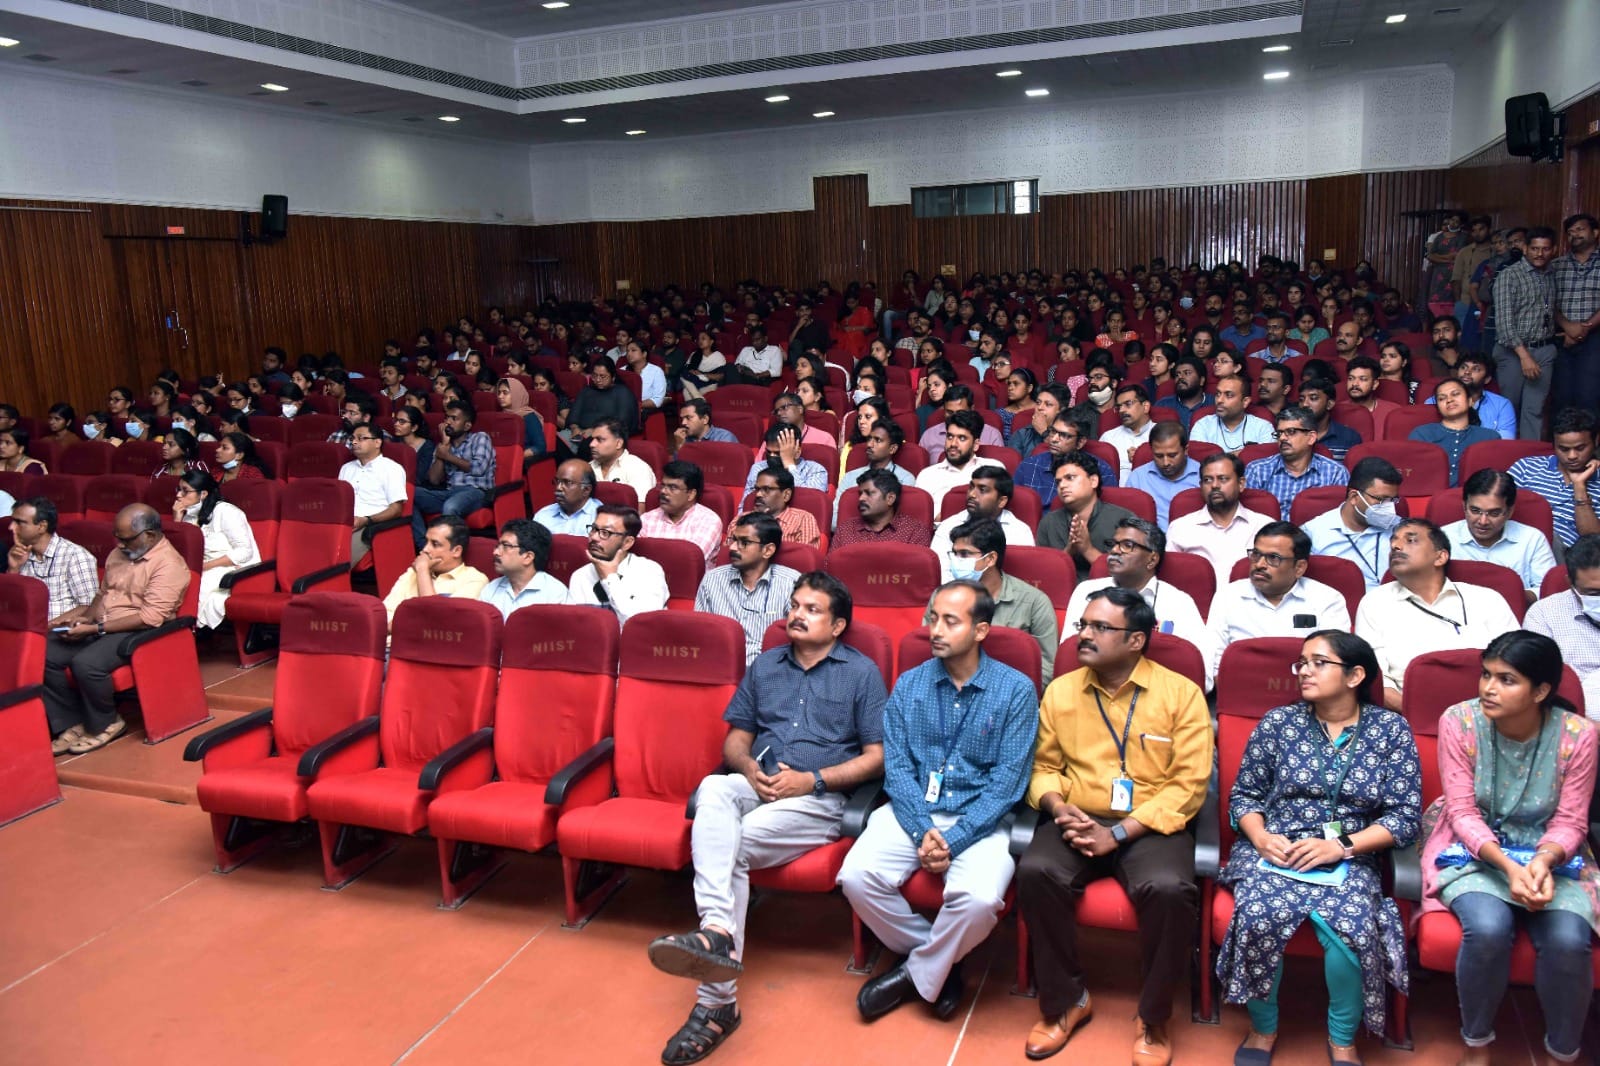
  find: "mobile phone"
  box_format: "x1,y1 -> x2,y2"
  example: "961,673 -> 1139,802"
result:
51,626 -> 73,633
756,745 -> 780,775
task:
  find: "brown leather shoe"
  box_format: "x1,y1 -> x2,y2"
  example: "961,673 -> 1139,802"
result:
1024,994 -> 1093,1060
1133,1019 -> 1172,1066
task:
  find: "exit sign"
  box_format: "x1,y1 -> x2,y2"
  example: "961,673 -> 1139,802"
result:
165,225 -> 185,236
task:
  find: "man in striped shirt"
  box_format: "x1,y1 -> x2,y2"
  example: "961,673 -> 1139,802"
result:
1553,212 -> 1600,416
1508,407 -> 1600,548
1492,226 -> 1559,440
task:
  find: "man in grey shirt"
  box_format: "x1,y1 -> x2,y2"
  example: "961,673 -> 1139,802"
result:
1493,225 -> 1559,440
693,512 -> 800,665
1036,451 -> 1139,580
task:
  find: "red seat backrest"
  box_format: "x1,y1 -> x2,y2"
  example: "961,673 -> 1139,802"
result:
56,441 -> 114,477
760,618 -> 895,691
679,441 -> 757,492
382,599 -> 503,774
708,386 -> 773,419
1056,631 -> 1205,688
28,474 -> 86,522
1346,441 -> 1452,495
252,417 -> 292,447
773,542 -> 824,573
57,519 -> 118,580
0,574 -> 48,690
82,475 -> 143,523
1458,439 -> 1552,479
825,543 -> 941,607
109,441 -> 163,477
1443,560 -> 1529,622
592,481 -> 639,511
545,534 -> 590,586
146,476 -> 180,515
271,593 -> 387,757
286,441 -> 350,481
275,478 -> 354,585
159,520 -> 205,618
612,611 -> 745,803
286,414 -> 341,447
220,479 -> 283,561
1005,545 -> 1076,618
1214,637 -> 1309,852
1226,553 -> 1368,624
495,606 -> 620,785
1099,486 -> 1157,525
1382,404 -> 1440,442
631,537 -> 707,607
897,624 -> 1044,696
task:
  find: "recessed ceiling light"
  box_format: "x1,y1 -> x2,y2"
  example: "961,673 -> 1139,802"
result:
542,1 -> 570,8
1263,70 -> 1291,80
1385,13 -> 1407,23
438,115 -> 460,122
625,129 -> 646,135
765,94 -> 790,103
0,37 -> 19,48
562,117 -> 586,124
1025,88 -> 1050,97
812,111 -> 835,118
1262,44 -> 1291,53
996,69 -> 1022,77
260,83 -> 289,92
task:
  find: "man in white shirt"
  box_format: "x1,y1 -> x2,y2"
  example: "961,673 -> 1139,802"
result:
568,504 -> 669,626
588,416 -> 657,500
914,410 -> 987,507
1206,521 -> 1351,681
338,426 -> 408,563
1166,453 -> 1272,592
1303,456 -> 1404,590
624,341 -> 668,412
1524,534 -> 1600,690
1355,518 -> 1520,710
1123,422 -> 1200,530
1100,383 -> 1156,482
604,326 -> 633,365
534,459 -> 601,537
480,518 -> 569,620
731,326 -> 782,386
1060,515 -> 1215,689
1190,375 -> 1273,454
928,465 -> 1036,581
1442,468 -> 1558,603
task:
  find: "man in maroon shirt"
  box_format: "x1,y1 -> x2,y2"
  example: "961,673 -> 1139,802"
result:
831,468 -> 933,549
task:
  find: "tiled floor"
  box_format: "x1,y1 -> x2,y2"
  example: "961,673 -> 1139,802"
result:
3,648 -> 1591,1065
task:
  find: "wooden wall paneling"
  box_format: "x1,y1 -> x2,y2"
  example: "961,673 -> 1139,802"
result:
814,175 -> 868,286
1358,169 -> 1448,303
1305,175 -> 1364,272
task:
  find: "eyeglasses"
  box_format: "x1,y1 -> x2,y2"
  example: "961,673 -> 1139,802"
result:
1465,505 -> 1508,521
1247,548 -> 1292,567
588,525 -> 625,540
349,435 -> 379,443
1108,538 -> 1153,554
1044,428 -> 1075,440
725,535 -> 761,549
553,478 -> 583,488
773,401 -> 801,412
1272,428 -> 1314,439
946,550 -> 988,561
1074,620 -> 1136,636
1290,657 -> 1350,674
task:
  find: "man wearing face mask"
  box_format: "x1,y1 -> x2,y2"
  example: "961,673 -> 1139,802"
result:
1525,533 -> 1600,692
926,517 -> 1058,678
43,504 -> 189,755
928,466 -> 1035,582
1302,457 -> 1404,589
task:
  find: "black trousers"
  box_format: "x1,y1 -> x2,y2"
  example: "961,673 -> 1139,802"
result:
43,632 -> 128,736
1016,817 -> 1198,1024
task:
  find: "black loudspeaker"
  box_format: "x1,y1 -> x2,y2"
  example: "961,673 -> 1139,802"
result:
261,194 -> 288,239
1505,93 -> 1554,158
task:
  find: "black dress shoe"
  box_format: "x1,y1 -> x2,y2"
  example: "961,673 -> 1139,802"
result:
933,963 -> 964,1020
857,964 -> 918,1021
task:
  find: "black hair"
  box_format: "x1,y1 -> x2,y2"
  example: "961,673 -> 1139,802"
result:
1551,407 -> 1598,438
970,464 -> 1013,501
19,496 -> 59,533
1114,515 -> 1165,566
951,516 -> 1007,567
443,400 -> 476,426
179,469 -> 223,526
1304,629 -> 1382,706
1396,517 -> 1451,557
945,409 -> 985,441
661,459 -> 704,497
1257,519 -> 1312,562
501,518 -> 552,570
1276,403 -> 1317,430
427,514 -> 471,550
733,510 -> 782,549
1461,468 -> 1515,506
1114,382 -> 1150,404
1149,421 -> 1187,447
857,467 -> 904,502
932,579 -> 997,625
755,466 -> 794,493
1086,586 -> 1155,639
1564,533 -> 1600,583
1200,451 -> 1246,480
794,570 -> 853,627
1348,456 -> 1402,494
1482,631 -> 1576,715
166,427 -> 201,462
1050,449 -> 1101,481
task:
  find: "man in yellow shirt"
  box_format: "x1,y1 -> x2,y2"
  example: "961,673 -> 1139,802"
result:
381,514 -> 489,628
1015,587 -> 1211,1066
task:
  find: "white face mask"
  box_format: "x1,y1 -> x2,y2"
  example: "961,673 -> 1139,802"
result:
1358,491 -> 1402,531
82,423 -> 101,440
171,419 -> 189,433
280,403 -> 299,417
222,458 -> 240,470
124,422 -> 144,438
948,558 -> 989,583
1179,296 -> 1195,309
1579,592 -> 1600,625
851,389 -> 873,405
1088,386 -> 1113,406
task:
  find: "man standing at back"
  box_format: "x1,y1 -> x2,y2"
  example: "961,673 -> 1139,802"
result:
1493,225 -> 1559,440
1554,212 -> 1600,415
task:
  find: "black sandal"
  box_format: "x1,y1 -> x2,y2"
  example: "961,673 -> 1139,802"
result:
661,1003 -> 740,1065
648,928 -> 744,982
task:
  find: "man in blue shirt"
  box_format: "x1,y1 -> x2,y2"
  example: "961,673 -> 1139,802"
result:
532,459 -> 601,536
1153,356 -> 1212,431
1219,301 -> 1266,354
478,519 -> 569,618
839,581 -> 1039,1023
1123,423 -> 1200,529
648,572 -> 888,1063
412,401 -> 496,549
1016,414 -> 1116,507
1245,405 -> 1350,520
1302,456 -> 1404,589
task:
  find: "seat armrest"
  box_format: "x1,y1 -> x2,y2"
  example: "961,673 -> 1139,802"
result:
544,737 -> 614,805
418,727 -> 495,790
1007,800 -> 1043,857
841,778 -> 884,838
117,616 -> 195,657
1390,843 -> 1422,903
1193,773 -> 1222,880
220,559 -> 275,590
183,707 -> 273,762
362,514 -> 411,545
489,479 -> 525,501
296,716 -> 380,777
0,685 -> 45,711
291,562 -> 351,595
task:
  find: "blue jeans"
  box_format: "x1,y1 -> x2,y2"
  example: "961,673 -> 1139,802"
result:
1450,890 -> 1593,1059
412,484 -> 488,548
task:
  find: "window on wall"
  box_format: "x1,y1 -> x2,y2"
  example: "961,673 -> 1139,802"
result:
912,179 -> 1038,218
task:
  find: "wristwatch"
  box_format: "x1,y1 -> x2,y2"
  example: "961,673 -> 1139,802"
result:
1109,823 -> 1128,846
1337,833 -> 1355,860
811,770 -> 826,795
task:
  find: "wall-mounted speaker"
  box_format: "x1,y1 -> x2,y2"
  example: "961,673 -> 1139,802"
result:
261,194 -> 288,240
1505,93 -> 1557,160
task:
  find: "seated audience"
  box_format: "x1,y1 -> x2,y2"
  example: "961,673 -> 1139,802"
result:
832,418 -> 915,524
1167,453 -> 1273,592
622,340 -> 667,414
1101,384 -> 1157,482
1123,422 -> 1201,529
647,572 -> 886,1064
1354,519 -> 1520,710
1439,352 -> 1516,440
496,377 -> 547,465
1190,375 -> 1273,453
213,432 -> 265,483
839,581 -> 1038,1024
1254,363 -> 1293,421
151,427 -> 206,480
672,398 -> 737,449
1206,521 -> 1353,681
1419,631 -> 1597,1066
1217,630 -> 1419,1064
480,518 -> 568,619
45,504 -> 189,755
744,424 -> 828,495
589,416 -> 658,498
534,459 -> 601,537
1524,533 -> 1600,692
695,512 -> 800,665
383,515 -> 489,627
1410,378 -> 1498,487
1008,383 -> 1072,459
1017,588 -> 1211,1065
929,465 -> 1035,580
1038,451 -> 1140,580
566,358 -> 638,441
568,504 -> 669,624
641,460 -> 723,566
339,425 -> 408,564
1245,405 -> 1351,521
729,326 -> 782,386
738,467 -> 820,549
1508,407 -> 1600,549
8,497 -> 97,620
412,401 -> 495,550
1443,469 -> 1557,602
1064,356 -> 1120,441
767,391 -> 835,450
1343,356 -> 1402,439
389,407 -> 435,480
172,470 -> 259,630
328,393 -> 380,446
1153,355 -> 1213,430
914,410 -> 988,504
928,517 -> 1058,677
1303,456 -> 1404,590
832,468 -> 934,550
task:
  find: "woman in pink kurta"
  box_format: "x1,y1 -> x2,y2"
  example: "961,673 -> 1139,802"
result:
1418,631 -> 1598,1065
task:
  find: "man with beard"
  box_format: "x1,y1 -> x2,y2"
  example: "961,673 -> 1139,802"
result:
567,503 -> 668,624
412,401 -> 496,550
915,410 -> 987,504
1492,226 -> 1559,440
1294,379 -> 1362,463
1247,310 -> 1296,364
1191,375 -> 1274,456
928,466 -> 1035,581
741,467 -> 821,548
831,468 -> 933,549
1015,415 -> 1116,507
695,512 -> 800,665
1167,453 -> 1272,591
1425,314 -> 1467,378
1343,356 -> 1402,439
1553,212 -> 1600,414
1153,356 -> 1213,431
1378,289 -> 1422,334
1254,363 -> 1292,421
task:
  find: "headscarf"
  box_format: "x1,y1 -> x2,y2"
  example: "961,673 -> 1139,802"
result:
500,377 -> 535,418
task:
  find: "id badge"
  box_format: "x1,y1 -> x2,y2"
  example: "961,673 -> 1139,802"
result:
1110,776 -> 1134,813
925,771 -> 944,803
1322,820 -> 1343,840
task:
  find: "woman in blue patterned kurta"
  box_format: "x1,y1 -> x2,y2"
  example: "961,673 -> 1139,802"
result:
1217,631 -> 1421,1065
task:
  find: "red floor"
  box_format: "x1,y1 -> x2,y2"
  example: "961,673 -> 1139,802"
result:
2,650 -> 1589,1065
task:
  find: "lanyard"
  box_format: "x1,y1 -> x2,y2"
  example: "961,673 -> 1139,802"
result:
936,679 -> 981,770
1407,592 -> 1466,634
1486,719 -> 1546,832
1093,687 -> 1141,776
1342,530 -> 1381,581
1315,711 -> 1363,820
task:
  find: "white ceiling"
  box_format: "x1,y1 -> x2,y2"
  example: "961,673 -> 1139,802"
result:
0,0 -> 1520,145
393,0 -> 758,39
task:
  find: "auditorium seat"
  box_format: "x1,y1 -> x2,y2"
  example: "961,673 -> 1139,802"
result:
1381,404 -> 1439,441
678,441 -> 756,499
285,441 -> 349,480
224,478 -> 354,668
286,414 -> 341,446
824,544 -> 942,669
1088,550 -> 1216,621
27,474 -> 86,524
55,440 -> 114,477
109,441 -> 163,477
1458,438 -> 1552,477
184,594 -> 386,871
303,599 -> 503,888
631,537 -> 707,610
0,575 -> 58,827
552,611 -> 746,926
220,479 -> 283,571
1346,441 -> 1451,495
1099,486 -> 1157,525
1378,559 -> 1528,622
707,385 -> 773,420
82,474 -> 143,523
1225,554 -> 1367,624
427,606 -> 621,908
592,481 -> 639,511
1004,545 -> 1076,631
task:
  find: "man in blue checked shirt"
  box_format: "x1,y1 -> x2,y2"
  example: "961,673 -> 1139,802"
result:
839,581 -> 1039,1023
412,400 -> 496,549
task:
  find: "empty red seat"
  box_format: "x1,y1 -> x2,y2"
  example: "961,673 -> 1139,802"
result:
1099,486 -> 1157,525
285,441 -> 349,480
184,594 -> 387,870
631,537 -> 707,610
55,440 -> 114,477
108,441 -> 163,477
303,598 -> 503,888
219,479 -> 282,563
0,575 -> 59,826
27,474 -> 86,524
82,474 -> 143,523
1345,441 -> 1451,495
427,606 -> 621,908
824,543 -> 942,669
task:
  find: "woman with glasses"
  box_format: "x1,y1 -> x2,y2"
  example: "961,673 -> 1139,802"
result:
1216,630 -> 1420,1066
172,469 -> 259,629
1418,631 -> 1597,1066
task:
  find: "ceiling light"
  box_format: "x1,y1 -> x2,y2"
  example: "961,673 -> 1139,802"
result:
542,2 -> 570,8
625,129 -> 646,136
1385,13 -> 1407,23
438,115 -> 460,122
1025,88 -> 1050,97
0,37 -> 19,48
765,94 -> 790,103
812,111 -> 834,118
260,82 -> 289,92
1262,44 -> 1291,53
996,69 -> 1022,77
1263,70 -> 1291,80
562,116 -> 586,123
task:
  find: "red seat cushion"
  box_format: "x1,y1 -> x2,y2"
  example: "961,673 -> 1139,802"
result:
1416,909 -> 1600,981
226,593 -> 291,625
110,665 -> 134,690
1212,885 -> 1321,955
749,838 -> 851,893
306,767 -> 431,835
556,796 -> 692,871
195,756 -> 310,822
427,781 -> 557,853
